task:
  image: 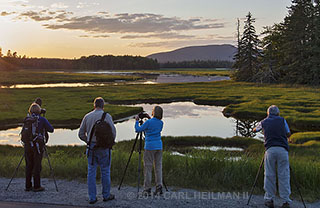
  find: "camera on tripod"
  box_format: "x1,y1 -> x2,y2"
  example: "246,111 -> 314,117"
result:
138,111 -> 150,120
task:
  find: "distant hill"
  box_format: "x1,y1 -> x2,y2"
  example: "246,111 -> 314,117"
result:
147,44 -> 237,63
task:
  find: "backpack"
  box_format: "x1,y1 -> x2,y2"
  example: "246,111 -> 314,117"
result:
20,115 -> 38,143
89,112 -> 115,149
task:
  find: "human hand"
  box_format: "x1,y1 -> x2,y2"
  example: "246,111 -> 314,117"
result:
135,115 -> 139,121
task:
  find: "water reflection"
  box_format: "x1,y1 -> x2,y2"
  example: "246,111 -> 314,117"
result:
235,119 -> 258,138
0,73 -> 230,89
0,102 -> 262,146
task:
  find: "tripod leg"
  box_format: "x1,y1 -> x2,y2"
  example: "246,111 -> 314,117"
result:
137,132 -> 143,194
44,146 -> 58,192
6,153 -> 25,191
247,153 -> 265,205
162,178 -> 169,192
290,166 -> 307,208
118,133 -> 139,190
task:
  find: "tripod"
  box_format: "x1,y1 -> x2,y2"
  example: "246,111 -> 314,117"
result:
118,121 -> 168,194
247,153 -> 306,208
5,144 -> 58,192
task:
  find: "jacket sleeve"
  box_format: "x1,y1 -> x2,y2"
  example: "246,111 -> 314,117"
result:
106,114 -> 116,139
78,115 -> 88,143
44,118 -> 54,133
135,120 -> 149,132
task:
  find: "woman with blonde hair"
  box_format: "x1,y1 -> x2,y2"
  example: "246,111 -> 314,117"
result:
135,106 -> 164,196
24,102 -> 54,192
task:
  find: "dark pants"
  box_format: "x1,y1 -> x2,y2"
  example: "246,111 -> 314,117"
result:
24,142 -> 44,189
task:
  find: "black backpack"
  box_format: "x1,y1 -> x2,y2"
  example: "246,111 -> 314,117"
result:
89,112 -> 115,149
20,115 -> 38,143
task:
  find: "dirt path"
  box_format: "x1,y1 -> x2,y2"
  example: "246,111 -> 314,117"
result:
0,178 -> 318,208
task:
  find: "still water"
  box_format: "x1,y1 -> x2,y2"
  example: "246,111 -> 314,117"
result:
0,102 -> 261,146
0,73 -> 229,89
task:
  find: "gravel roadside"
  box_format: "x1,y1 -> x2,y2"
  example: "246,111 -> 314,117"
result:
0,178 -> 318,208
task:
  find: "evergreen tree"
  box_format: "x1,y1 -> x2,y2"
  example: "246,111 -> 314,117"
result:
281,0 -> 314,84
310,0 -> 320,84
233,12 -> 261,81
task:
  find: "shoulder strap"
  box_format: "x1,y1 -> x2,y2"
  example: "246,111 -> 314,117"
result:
101,112 -> 107,121
87,123 -> 96,148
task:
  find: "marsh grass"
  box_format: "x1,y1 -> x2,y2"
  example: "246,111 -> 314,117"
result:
290,132 -> 320,144
1,80 -> 319,131
0,70 -> 140,85
1,136 -> 320,201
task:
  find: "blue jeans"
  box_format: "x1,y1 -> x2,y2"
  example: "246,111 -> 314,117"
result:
87,144 -> 111,201
264,146 -> 291,203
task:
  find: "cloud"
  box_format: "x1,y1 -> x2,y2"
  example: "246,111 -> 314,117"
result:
121,32 -> 195,40
18,9 -> 72,22
1,11 -> 16,16
43,13 -> 224,34
79,34 -> 110,38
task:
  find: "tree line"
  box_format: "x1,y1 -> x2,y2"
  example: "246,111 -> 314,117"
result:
233,0 -> 320,85
160,60 -> 233,69
0,50 -> 160,71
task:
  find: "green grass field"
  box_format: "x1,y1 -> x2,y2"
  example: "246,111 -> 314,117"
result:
0,70 -> 140,85
1,135 -> 319,201
0,79 -> 319,131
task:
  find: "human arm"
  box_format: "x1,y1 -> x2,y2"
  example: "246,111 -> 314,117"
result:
284,119 -> 292,142
78,116 -> 88,143
253,122 -> 262,133
106,114 -> 116,139
43,118 -> 54,133
135,119 -> 150,132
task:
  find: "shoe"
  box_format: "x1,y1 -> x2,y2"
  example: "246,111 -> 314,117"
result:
281,202 -> 290,208
32,187 -> 45,192
24,187 -> 33,192
103,194 -> 115,202
154,185 -> 163,195
89,199 -> 98,204
264,200 -> 274,208
142,188 -> 152,196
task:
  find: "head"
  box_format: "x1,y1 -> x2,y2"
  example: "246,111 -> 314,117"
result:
34,97 -> 42,107
267,105 -> 280,116
29,103 -> 41,115
152,106 -> 163,120
94,97 -> 105,109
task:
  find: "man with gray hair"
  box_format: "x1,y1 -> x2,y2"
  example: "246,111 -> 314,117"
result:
253,105 -> 291,208
79,97 -> 116,204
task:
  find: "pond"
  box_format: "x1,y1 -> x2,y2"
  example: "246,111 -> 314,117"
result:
0,102 -> 263,146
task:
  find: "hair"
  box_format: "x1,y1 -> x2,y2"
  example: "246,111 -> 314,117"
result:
29,103 -> 41,115
152,106 -> 163,120
267,105 -> 280,116
34,97 -> 42,107
94,97 -> 105,109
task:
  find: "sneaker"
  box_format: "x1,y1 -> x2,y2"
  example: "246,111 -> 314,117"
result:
154,185 -> 163,195
142,188 -> 152,196
24,187 -> 33,192
32,187 -> 45,192
264,200 -> 274,208
103,194 -> 115,202
281,202 -> 290,208
89,199 -> 98,204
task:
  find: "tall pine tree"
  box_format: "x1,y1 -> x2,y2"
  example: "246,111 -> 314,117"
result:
233,12 -> 261,81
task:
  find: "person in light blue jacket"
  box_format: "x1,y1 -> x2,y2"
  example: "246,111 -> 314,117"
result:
135,106 -> 164,196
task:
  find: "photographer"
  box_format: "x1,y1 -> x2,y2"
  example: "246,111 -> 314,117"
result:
253,105 -> 291,208
25,103 -> 54,192
135,106 -> 164,196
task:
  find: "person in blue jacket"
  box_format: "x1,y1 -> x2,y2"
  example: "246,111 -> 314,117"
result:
135,106 -> 164,196
25,103 -> 54,192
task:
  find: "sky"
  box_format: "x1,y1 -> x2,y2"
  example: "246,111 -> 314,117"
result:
0,0 -> 292,58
